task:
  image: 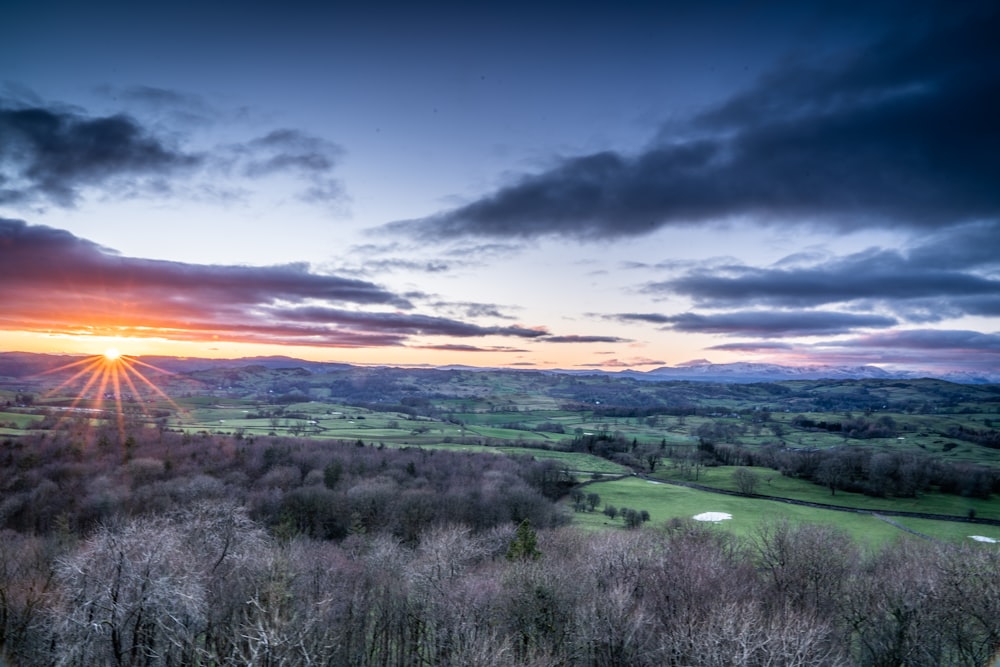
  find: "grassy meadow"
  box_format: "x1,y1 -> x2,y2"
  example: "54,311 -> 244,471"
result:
4,365 -> 999,550
653,464 -> 1000,521
569,476 -> 1000,548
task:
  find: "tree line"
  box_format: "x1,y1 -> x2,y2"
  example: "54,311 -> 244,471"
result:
573,427 -> 1000,500
702,440 -> 1000,500
0,424 -> 567,541
1,425 -> 999,665
1,503 -> 998,665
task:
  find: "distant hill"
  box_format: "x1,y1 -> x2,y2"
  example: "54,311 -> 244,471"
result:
551,360 -> 998,384
132,355 -> 354,374
621,361 -> 1000,385
0,352 -> 351,379
0,351 -> 996,385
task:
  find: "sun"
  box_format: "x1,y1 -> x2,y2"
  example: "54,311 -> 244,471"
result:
37,349 -> 186,440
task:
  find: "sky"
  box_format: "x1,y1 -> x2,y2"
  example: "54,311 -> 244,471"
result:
1,0 -> 999,374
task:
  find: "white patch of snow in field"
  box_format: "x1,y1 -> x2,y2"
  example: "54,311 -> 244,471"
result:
646,480 -> 663,484
693,512 -> 732,522
970,535 -> 998,543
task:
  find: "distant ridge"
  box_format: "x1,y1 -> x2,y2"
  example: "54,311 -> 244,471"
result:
133,355 -> 355,374
0,352 -> 352,378
622,361 -> 999,384
0,351 -> 996,384
644,361 -> 897,381
554,360 -> 998,384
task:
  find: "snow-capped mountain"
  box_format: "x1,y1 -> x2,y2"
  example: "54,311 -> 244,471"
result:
626,361 -> 999,384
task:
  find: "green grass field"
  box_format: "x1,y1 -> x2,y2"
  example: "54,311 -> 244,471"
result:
378,442 -> 631,475
9,372 -> 1000,549
569,476 -> 1000,548
0,411 -> 45,429
654,464 -> 1000,521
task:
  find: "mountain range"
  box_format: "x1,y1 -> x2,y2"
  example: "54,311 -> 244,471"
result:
622,361 -> 999,384
0,351 -> 996,385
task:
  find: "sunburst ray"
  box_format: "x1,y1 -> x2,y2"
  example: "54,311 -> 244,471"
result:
34,352 -> 187,440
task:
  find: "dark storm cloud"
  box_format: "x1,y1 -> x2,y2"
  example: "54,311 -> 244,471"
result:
360,258 -> 454,274
325,242 -> 465,278
0,219 -> 556,347
837,329 -> 1000,353
0,96 -> 347,208
541,335 -> 630,344
99,88 -> 347,203
708,342 -> 794,353
415,344 -> 527,353
236,129 -> 345,203
611,313 -> 674,325
582,357 -> 667,368
266,305 -> 547,339
0,218 -> 407,308
424,301 -> 516,320
905,220 -> 1000,271
105,85 -> 207,110
710,330 -> 1000,372
386,4 -> 1000,240
612,311 -> 897,338
0,100 -> 200,207
656,260 -> 998,310
243,130 -> 339,175
442,242 -> 525,260
646,223 -> 1000,321
454,302 -> 513,319
94,85 -> 216,128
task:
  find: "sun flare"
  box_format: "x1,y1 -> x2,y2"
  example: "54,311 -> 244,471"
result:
37,351 -> 185,440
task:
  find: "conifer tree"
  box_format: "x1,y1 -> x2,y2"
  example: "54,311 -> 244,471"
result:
506,519 -> 541,561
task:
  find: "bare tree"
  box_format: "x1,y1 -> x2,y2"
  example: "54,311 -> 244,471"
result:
732,467 -> 760,496
752,519 -> 856,617
44,502 -> 272,667
48,516 -> 206,666
817,454 -> 849,496
639,445 -> 661,473
0,530 -> 57,663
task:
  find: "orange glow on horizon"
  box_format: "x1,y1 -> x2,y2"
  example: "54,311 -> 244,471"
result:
37,351 -> 185,439
0,329 -> 726,371
0,330 -> 596,368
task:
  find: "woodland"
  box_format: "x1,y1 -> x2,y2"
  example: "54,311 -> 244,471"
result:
0,426 -> 998,666
1,360 -> 999,665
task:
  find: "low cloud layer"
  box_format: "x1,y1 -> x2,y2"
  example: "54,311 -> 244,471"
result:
0,102 -> 199,207
612,218 -> 999,367
386,5 -> 999,241
613,311 -> 898,338
644,220 -> 1000,323
583,356 -> 666,369
542,334 -> 630,344
224,128 -> 345,204
711,330 -> 1000,374
0,219 -> 557,348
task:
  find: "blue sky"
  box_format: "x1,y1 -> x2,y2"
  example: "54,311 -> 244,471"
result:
1,0 -> 998,374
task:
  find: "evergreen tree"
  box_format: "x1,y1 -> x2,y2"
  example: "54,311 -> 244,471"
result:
506,519 -> 541,561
